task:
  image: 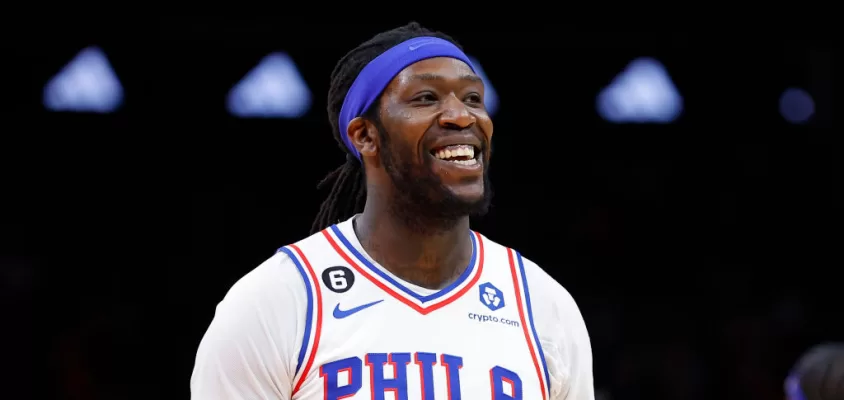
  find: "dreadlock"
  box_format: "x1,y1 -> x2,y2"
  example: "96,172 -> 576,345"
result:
790,343 -> 844,400
310,22 -> 464,234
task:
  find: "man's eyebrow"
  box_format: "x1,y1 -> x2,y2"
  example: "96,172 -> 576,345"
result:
409,73 -> 482,83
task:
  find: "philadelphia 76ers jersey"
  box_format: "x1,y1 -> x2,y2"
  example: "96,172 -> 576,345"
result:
190,216 -> 595,400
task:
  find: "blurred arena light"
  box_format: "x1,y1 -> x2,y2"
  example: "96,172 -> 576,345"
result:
43,46 -> 124,113
779,87 -> 815,124
468,56 -> 499,116
596,57 -> 683,123
226,52 -> 312,119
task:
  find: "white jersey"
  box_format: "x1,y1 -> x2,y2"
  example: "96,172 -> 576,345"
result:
191,216 -> 594,400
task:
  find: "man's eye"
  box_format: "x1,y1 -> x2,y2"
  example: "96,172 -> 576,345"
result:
413,93 -> 437,102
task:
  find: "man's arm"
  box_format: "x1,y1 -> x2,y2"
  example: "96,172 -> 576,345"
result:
557,294 -> 594,400
521,255 -> 595,400
190,253 -> 303,400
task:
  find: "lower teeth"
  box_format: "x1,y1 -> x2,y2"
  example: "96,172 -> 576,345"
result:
445,158 -> 477,165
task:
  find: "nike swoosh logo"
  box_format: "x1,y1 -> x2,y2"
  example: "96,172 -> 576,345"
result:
408,41 -> 435,51
333,300 -> 384,319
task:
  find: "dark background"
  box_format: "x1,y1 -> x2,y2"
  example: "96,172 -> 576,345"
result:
3,18 -> 841,400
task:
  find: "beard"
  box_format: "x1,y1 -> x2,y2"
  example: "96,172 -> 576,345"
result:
374,120 -> 493,234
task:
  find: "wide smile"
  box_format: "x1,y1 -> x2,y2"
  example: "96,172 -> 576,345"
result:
429,144 -> 482,169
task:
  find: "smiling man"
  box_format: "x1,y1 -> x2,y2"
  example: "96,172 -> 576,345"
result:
191,22 -> 594,400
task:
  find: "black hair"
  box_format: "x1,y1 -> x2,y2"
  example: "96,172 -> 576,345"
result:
310,22 -> 463,234
791,343 -> 844,400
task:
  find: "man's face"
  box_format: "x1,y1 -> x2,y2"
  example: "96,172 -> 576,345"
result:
373,57 -> 494,223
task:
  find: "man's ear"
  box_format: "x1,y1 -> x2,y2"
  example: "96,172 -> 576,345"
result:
347,116 -> 379,157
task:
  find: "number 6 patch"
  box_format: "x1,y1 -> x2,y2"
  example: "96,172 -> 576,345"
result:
321,266 -> 355,293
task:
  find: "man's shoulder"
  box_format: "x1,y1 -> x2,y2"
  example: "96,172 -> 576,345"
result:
221,227 -> 339,312
225,226 -> 338,304
476,232 -> 577,309
220,250 -> 305,307
520,253 -> 580,314
279,227 -> 338,257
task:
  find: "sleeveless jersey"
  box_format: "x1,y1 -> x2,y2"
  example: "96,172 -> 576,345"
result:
190,215 -> 595,400
279,219 -> 549,400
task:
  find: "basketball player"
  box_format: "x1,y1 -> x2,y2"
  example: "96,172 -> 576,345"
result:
785,343 -> 844,400
190,22 -> 594,399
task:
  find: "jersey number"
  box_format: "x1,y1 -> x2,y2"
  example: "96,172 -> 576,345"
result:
321,266 -> 355,293
319,352 -> 523,399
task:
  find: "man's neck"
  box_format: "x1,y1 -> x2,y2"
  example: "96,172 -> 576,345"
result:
353,204 -> 473,290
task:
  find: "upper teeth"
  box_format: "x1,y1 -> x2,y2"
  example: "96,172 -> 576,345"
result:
434,144 -> 475,160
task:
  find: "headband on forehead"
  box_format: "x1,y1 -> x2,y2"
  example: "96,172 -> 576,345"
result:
338,36 -> 476,161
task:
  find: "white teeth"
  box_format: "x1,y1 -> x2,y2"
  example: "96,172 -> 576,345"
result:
433,144 -> 476,163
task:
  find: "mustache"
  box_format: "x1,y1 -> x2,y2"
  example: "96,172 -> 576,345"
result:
427,126 -> 491,153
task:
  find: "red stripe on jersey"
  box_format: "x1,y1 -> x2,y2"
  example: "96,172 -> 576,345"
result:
507,248 -> 548,400
290,244 -> 323,395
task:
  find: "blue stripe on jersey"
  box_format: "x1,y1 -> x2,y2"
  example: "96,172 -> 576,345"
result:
516,251 -> 551,395
276,246 -> 314,376
330,224 -> 477,303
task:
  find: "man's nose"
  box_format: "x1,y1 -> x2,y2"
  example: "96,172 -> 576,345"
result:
438,94 -> 476,130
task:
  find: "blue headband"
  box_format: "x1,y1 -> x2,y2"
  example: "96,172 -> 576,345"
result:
338,36 -> 475,160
